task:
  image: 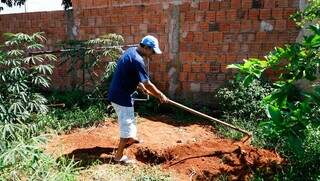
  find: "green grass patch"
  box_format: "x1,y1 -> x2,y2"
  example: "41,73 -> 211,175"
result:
79,164 -> 173,181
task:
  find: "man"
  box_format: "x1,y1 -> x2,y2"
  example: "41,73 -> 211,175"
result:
108,35 -> 169,163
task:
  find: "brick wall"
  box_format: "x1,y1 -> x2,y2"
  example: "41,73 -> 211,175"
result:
0,0 -> 300,100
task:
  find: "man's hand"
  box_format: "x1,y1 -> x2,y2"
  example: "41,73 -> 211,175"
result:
159,93 -> 169,103
141,81 -> 170,104
137,83 -> 151,95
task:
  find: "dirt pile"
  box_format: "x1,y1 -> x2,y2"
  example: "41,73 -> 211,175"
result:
46,116 -> 283,180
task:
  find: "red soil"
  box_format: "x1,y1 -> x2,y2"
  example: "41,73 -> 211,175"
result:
45,116 -> 283,180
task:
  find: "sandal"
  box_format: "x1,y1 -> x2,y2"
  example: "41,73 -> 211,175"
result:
114,155 -> 135,164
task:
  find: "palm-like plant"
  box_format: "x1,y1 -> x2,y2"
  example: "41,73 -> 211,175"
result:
0,32 -> 56,124
85,33 -> 124,98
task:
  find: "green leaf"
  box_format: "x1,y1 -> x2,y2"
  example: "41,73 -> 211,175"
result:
243,75 -> 254,87
266,105 -> 283,122
227,64 -> 241,69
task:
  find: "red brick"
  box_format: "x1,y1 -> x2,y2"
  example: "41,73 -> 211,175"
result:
231,0 -> 241,9
199,2 -> 209,11
185,12 -> 195,21
256,32 -> 267,42
197,73 -> 206,81
200,42 -> 209,52
180,3 -> 190,12
182,64 -> 191,72
260,9 -> 272,20
275,20 -> 287,31
209,43 -> 219,52
272,8 -> 283,19
226,55 -> 237,63
252,20 -> 260,31
284,8 -> 297,19
192,64 -> 201,73
248,9 -> 259,20
229,43 -> 240,53
193,32 -> 203,42
275,0 -> 288,8
206,12 -> 216,22
219,22 -> 230,32
185,32 -> 194,42
288,0 -> 299,8
209,2 -> 220,10
230,22 -> 240,33
242,0 -> 252,9
240,20 -> 252,32
264,0 -> 276,8
195,12 -> 205,22
213,32 -> 223,43
226,10 -> 237,21
202,63 -> 211,73
221,1 -> 231,9
287,20 -> 297,30
179,72 -> 187,81
148,24 -> 157,33
189,73 -> 196,81
249,43 -> 261,52
216,11 -> 226,22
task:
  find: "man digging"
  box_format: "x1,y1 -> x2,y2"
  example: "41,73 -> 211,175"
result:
108,35 -> 169,164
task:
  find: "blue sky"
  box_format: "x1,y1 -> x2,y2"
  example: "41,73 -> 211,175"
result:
0,0 -> 64,14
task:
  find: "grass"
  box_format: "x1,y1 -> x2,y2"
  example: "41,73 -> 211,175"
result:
0,97 -> 175,181
79,164 -> 173,181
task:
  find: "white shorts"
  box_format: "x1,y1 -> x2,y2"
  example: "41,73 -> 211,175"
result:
111,102 -> 137,139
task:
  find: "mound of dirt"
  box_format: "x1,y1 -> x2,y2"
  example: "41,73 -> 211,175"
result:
46,116 -> 283,180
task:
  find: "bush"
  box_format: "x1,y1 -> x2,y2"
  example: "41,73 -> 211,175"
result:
0,32 -> 55,123
216,79 -> 273,122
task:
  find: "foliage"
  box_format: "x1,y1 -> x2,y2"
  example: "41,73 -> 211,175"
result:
0,32 -> 56,124
0,101 -> 106,180
85,33 -> 124,98
216,79 -> 274,121
58,34 -> 124,99
227,1 -> 320,179
228,24 -> 320,140
291,0 -> 320,27
44,104 -> 106,132
46,90 -> 90,108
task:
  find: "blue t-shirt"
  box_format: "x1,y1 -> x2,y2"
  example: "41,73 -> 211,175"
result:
108,47 -> 149,107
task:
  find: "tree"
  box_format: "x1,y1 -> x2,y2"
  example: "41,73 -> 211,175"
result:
0,0 -> 72,11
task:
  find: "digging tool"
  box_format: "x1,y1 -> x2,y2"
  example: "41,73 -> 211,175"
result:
167,99 -> 252,143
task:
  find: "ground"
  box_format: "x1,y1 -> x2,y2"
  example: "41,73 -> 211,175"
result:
46,115 -> 283,180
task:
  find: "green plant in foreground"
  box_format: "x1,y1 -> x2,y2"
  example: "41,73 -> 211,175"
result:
227,2 -> 320,179
0,32 -> 56,124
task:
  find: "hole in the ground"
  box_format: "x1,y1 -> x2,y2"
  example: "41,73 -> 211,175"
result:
135,148 -> 174,165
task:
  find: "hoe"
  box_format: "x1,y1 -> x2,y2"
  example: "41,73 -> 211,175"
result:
167,99 -> 252,144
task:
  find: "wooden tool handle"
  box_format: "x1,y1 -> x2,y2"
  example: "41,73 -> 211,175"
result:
168,99 -> 252,136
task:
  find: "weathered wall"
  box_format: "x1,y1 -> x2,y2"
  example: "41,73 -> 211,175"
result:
0,0 -> 301,100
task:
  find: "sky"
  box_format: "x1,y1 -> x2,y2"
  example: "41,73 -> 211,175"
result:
0,0 -> 64,14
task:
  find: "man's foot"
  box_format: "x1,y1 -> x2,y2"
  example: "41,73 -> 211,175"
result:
114,155 -> 135,165
125,138 -> 143,148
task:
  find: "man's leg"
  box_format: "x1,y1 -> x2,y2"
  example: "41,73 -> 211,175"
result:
114,138 -> 128,160
111,103 -> 137,161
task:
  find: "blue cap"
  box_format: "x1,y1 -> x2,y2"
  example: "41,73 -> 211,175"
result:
140,35 -> 162,54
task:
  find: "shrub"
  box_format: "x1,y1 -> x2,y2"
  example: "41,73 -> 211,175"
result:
216,79 -> 273,122
0,32 -> 56,123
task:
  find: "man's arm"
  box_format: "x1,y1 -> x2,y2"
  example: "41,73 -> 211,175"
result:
138,81 -> 168,103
